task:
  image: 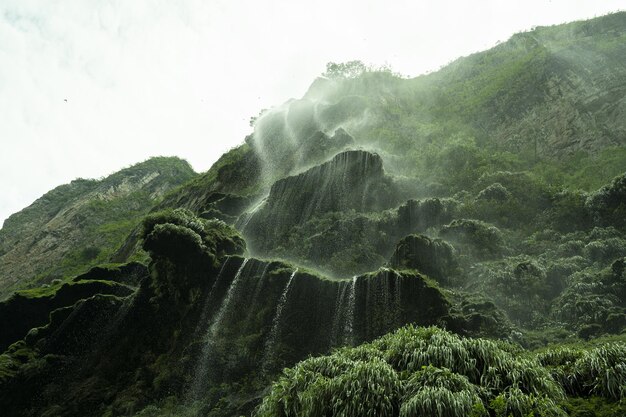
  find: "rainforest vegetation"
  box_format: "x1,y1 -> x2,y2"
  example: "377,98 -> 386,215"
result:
1,12 -> 626,417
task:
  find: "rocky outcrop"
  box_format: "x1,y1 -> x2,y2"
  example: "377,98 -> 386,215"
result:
0,157 -> 196,297
0,213 -> 452,417
243,150 -> 401,255
389,234 -> 459,284
0,279 -> 134,352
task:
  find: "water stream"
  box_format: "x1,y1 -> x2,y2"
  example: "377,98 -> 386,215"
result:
344,275 -> 357,345
262,268 -> 297,374
188,258 -> 249,400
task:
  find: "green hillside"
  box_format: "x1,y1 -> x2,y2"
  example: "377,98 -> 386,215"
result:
0,156 -> 196,298
0,11 -> 625,417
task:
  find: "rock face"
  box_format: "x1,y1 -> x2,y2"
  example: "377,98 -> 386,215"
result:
1,12 -> 626,417
0,214 -> 453,417
0,157 -> 196,298
389,234 -> 459,284
243,150 -> 401,256
0,279 -> 134,352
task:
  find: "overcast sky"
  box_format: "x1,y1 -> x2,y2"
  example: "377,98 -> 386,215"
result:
1,0 -> 624,226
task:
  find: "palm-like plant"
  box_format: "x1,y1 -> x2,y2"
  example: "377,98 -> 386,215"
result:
255,326 -> 569,417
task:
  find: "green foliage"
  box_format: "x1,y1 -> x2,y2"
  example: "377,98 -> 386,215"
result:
477,183 -> 511,202
538,342 -> 626,400
256,326 -> 566,417
3,12 -> 626,417
546,190 -> 592,233
586,172 -> 626,230
563,396 -> 626,417
401,386 -> 486,417
490,387 -> 566,417
323,61 -> 368,79
440,219 -> 505,258
158,143 -> 261,210
142,208 -> 245,262
533,148 -> 626,191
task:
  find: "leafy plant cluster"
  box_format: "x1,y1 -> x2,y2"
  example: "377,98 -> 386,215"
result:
256,326 -> 574,417
537,342 -> 626,401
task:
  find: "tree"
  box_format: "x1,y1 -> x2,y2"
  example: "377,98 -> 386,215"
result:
323,60 -> 367,79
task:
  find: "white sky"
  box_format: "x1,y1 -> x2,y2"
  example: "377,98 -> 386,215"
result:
1,0 -> 624,226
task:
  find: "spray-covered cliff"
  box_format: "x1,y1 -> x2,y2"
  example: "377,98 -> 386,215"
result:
1,11 -> 626,417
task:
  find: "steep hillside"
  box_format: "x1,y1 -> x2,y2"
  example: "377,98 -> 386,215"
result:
247,12 -> 626,187
0,11 -> 625,417
0,157 -> 196,297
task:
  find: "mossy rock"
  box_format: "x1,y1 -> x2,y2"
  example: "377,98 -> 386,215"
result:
440,219 -> 506,259
0,280 -> 134,353
72,262 -> 148,287
244,150 -> 401,254
389,234 -> 459,284
142,208 -> 245,262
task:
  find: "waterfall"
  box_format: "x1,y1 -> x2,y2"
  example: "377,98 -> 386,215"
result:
188,258 -> 249,401
190,258 -> 231,342
361,269 -> 406,341
243,262 -> 270,324
235,197 -> 267,234
206,258 -> 249,336
393,272 -> 402,326
330,281 -> 350,346
262,269 -> 297,374
344,275 -> 357,345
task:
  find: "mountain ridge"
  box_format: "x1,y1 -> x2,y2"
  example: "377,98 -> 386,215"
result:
0,12 -> 625,417
0,156 -> 196,297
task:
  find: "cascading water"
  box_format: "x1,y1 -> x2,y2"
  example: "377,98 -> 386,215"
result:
188,258 -> 249,401
344,275 -> 357,345
189,258 -> 231,343
359,268 -> 408,342
393,272 -> 402,326
330,281 -> 350,346
243,262 -> 270,323
330,275 -> 358,347
206,258 -> 250,340
262,268 -> 297,374
235,197 -> 267,234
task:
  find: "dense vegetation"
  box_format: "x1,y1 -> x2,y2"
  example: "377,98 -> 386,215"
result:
0,11 -> 625,417
0,157 -> 196,297
257,326 -> 625,417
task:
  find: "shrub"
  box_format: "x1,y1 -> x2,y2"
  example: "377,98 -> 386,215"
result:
490,387 -> 566,417
401,386 -> 486,417
256,326 -> 565,417
538,343 -> 626,400
583,238 -> 626,264
476,183 -> 511,202
142,209 -> 245,261
586,173 -> 626,230
440,219 -> 505,258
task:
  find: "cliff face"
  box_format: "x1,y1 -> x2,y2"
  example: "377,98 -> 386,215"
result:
0,211 -> 459,417
243,150 -> 397,252
0,157 -> 196,297
0,12 -> 626,417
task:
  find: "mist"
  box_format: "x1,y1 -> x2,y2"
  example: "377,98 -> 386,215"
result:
2,0 -> 624,225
